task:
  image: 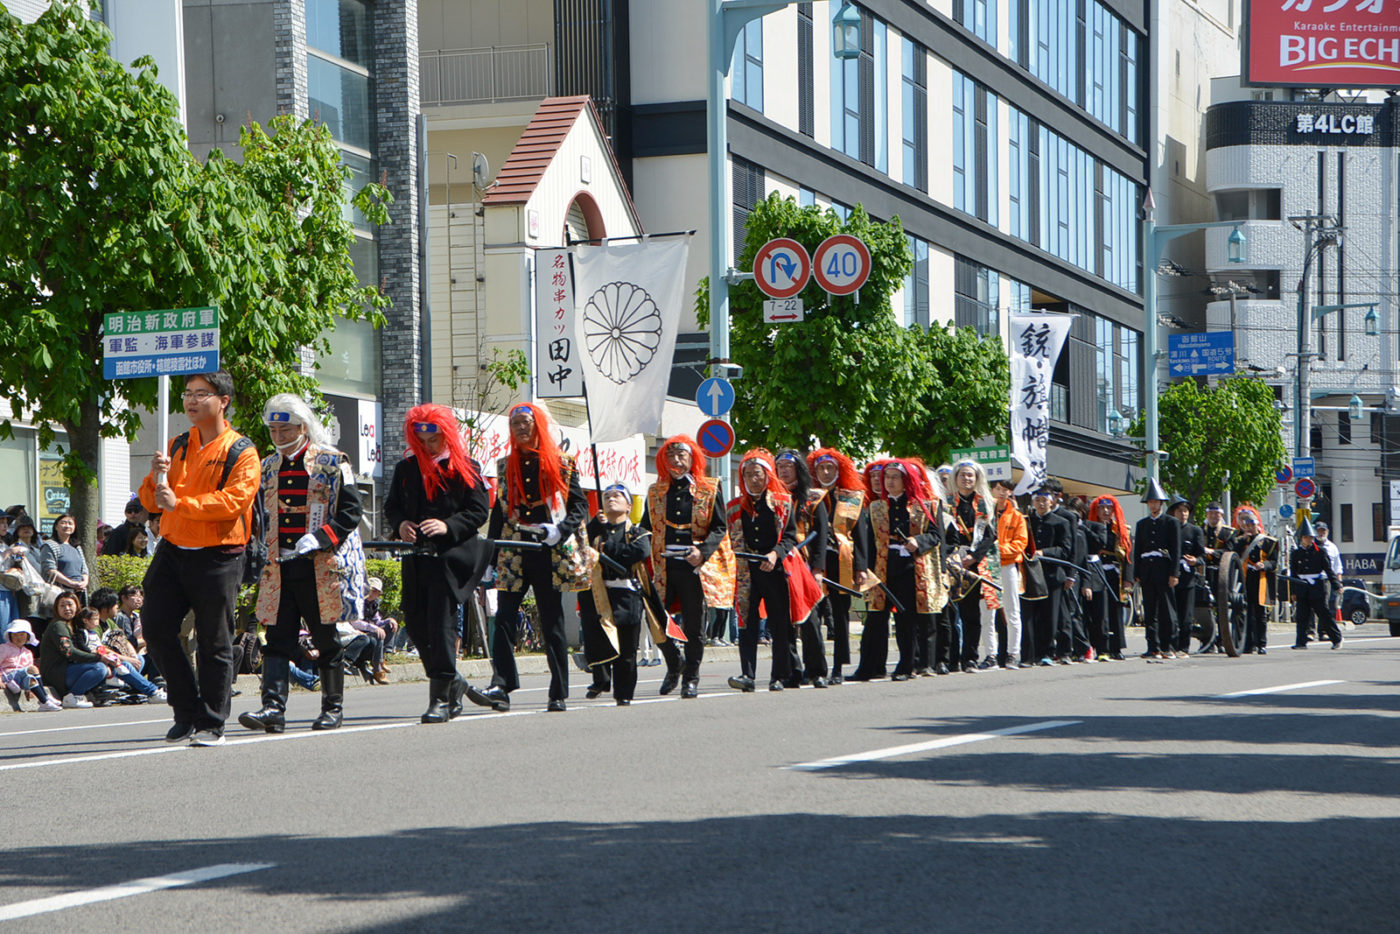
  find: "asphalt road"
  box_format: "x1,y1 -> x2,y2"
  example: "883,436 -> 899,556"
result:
2,625 -> 1398,933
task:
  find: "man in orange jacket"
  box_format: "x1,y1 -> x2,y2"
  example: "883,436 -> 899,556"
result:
138,370 -> 260,746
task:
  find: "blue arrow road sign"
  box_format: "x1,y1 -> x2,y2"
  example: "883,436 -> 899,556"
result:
696,377 -> 735,418
1167,331 -> 1234,377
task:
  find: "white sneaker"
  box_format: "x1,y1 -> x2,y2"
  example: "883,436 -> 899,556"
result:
150,688 -> 168,702
38,698 -> 63,711
189,729 -> 225,746
62,693 -> 93,709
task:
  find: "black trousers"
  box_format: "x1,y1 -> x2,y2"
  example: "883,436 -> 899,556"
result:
492,551 -> 569,700
853,609 -> 889,679
142,542 -> 243,731
1295,581 -> 1339,647
1057,584 -> 1091,658
264,560 -> 344,668
664,560 -> 707,680
956,590 -> 983,668
934,604 -> 958,668
401,553 -> 465,682
738,570 -> 791,683
1172,577 -> 1198,651
1026,591 -> 1058,661
579,587 -> 643,701
794,608 -> 827,681
826,592 -> 852,671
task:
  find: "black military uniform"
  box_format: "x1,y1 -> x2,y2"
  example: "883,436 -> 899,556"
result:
1197,509 -> 1236,653
578,510 -> 653,704
1132,483 -> 1183,658
384,453 -> 494,719
1056,500 -> 1092,660
734,495 -> 798,688
639,476 -> 726,692
486,453 -> 588,708
1234,526 -> 1278,653
1169,497 -> 1206,654
1290,524 -> 1341,650
1025,493 -> 1071,663
1080,516 -> 1109,656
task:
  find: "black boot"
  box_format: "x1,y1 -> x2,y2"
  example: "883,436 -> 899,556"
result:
311,663 -> 343,730
238,655 -> 289,733
422,676 -> 452,723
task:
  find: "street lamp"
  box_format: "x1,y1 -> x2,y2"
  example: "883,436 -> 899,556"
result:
1140,190 -> 1248,483
832,2 -> 862,60
1366,306 -> 1379,337
708,0 -> 859,493
1227,225 -> 1246,264
1349,394 -> 1364,421
1107,408 -> 1124,438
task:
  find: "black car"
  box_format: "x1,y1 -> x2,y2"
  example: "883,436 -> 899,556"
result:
1341,577 -> 1374,626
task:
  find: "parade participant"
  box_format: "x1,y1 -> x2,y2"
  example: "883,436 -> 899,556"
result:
1196,502 -> 1235,653
806,447 -> 867,684
945,460 -> 997,673
485,402 -> 590,712
641,435 -> 734,699
138,371 -> 260,746
726,450 -> 800,692
987,479 -> 1027,669
1232,505 -> 1277,654
383,404 -> 496,721
776,450 -> 829,688
1132,479 -> 1181,660
237,395 -> 366,733
1314,521 -> 1344,631
1167,495 -> 1205,656
848,460 -> 890,681
1025,486 -> 1071,665
578,483 -> 653,705
1047,478 -> 1092,662
1088,495 -> 1132,660
1074,498 -> 1106,663
1290,519 -> 1342,650
854,460 -> 943,681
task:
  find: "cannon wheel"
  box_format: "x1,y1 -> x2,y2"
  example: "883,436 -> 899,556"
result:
1215,550 -> 1247,658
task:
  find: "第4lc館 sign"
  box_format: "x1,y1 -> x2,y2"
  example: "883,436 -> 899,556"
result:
103,307 -> 220,379
1245,0 -> 1400,89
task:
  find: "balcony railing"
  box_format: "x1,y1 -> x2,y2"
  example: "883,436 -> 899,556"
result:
420,44 -> 552,106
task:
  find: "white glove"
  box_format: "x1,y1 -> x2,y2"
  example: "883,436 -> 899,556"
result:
893,545 -> 911,558
294,533 -> 320,555
541,523 -> 562,547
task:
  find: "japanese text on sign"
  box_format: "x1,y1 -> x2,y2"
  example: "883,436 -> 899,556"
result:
102,307 -> 220,380
1009,314 -> 1073,496
534,249 -> 583,398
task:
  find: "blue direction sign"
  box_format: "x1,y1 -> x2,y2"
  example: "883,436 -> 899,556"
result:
1292,457 -> 1316,479
697,419 -> 735,458
1167,331 -> 1234,377
696,377 -> 735,418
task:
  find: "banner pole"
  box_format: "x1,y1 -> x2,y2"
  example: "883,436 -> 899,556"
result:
156,374 -> 170,486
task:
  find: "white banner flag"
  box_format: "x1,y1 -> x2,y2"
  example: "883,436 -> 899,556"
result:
1010,313 -> 1073,496
535,248 -> 583,398
573,237 -> 690,443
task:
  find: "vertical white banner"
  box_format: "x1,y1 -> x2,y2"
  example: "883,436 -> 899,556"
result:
572,237 -> 690,443
1010,313 -> 1073,496
535,248 -> 583,398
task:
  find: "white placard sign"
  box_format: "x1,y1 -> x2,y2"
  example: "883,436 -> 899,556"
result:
535,248 -> 583,398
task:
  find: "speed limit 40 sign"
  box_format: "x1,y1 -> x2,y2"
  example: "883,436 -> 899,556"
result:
812,235 -> 871,296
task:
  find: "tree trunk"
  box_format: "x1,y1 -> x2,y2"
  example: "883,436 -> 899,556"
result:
62,395 -> 104,593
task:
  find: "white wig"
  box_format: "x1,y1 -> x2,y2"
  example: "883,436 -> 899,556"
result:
951,458 -> 995,517
263,393 -> 331,447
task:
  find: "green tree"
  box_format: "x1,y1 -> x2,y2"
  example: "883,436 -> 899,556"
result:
0,1 -> 388,572
1130,375 -> 1287,507
698,194 -> 1007,460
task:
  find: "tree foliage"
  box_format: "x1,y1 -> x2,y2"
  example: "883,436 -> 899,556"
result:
0,1 -> 389,568
697,194 -> 1008,461
1130,376 -> 1287,507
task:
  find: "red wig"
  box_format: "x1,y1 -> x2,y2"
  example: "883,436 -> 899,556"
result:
655,434 -> 707,487
505,402 -> 568,512
1233,502 -> 1262,531
738,448 -> 786,516
807,447 -> 866,495
882,459 -> 930,504
404,404 -> 477,500
1089,495 -> 1131,554
863,458 -> 892,497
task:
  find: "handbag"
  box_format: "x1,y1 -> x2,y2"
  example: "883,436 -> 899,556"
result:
0,568 -> 23,591
1020,519 -> 1050,602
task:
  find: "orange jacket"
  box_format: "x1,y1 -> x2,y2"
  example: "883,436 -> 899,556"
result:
997,501 -> 1029,566
139,424 -> 260,549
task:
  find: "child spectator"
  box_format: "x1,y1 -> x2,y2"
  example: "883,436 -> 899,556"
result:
1,620 -> 62,711
72,606 -> 165,703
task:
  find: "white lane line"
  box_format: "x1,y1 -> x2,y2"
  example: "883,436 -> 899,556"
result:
785,719 -> 1081,771
0,862 -> 275,921
1217,679 -> 1344,698
0,716 -> 170,739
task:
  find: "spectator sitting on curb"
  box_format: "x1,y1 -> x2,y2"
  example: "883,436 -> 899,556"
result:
1,620 -> 62,711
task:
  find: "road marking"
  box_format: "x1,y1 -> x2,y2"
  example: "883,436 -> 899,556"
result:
0,862 -> 274,921
1217,679 -> 1344,698
0,716 -> 170,739
785,719 -> 1081,771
